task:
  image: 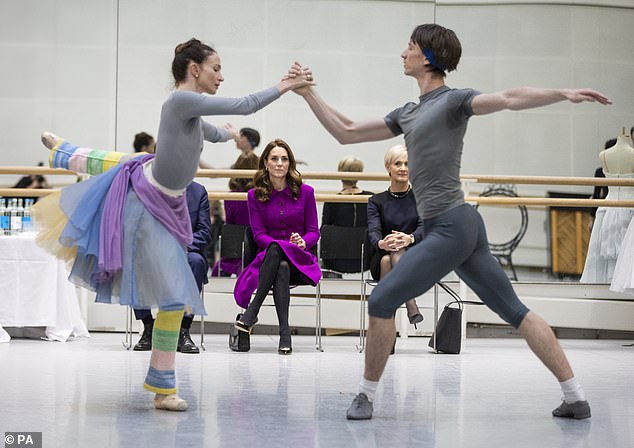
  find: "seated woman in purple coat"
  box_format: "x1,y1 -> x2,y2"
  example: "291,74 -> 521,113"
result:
233,139 -> 321,354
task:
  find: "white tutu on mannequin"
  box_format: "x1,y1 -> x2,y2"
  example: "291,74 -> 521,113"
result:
581,173 -> 634,283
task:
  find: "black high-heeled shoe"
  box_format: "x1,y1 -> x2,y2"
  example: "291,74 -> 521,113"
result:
278,346 -> 292,355
234,317 -> 258,334
278,335 -> 292,355
408,313 -> 424,328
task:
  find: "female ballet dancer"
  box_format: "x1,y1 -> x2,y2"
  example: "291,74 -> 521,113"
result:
34,38 -> 312,411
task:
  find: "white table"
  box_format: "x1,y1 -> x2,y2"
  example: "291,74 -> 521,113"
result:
0,234 -> 89,342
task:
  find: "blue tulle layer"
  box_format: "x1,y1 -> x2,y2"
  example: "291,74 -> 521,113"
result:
43,168 -> 204,314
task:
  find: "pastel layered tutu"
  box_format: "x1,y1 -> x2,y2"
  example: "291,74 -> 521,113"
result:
32,143 -> 205,314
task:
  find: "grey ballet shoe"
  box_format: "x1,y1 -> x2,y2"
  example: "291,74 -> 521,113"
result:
552,400 -> 591,419
346,393 -> 373,420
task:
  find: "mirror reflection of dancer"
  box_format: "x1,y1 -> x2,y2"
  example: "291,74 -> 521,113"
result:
290,24 -> 610,420
33,38 -> 312,412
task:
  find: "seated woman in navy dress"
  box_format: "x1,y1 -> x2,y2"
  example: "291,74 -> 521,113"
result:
368,144 -> 425,325
233,139 -> 321,354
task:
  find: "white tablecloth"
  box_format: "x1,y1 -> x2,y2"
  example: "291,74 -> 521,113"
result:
0,234 -> 89,342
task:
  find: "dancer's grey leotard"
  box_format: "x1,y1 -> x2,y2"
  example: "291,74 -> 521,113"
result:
153,87 -> 280,190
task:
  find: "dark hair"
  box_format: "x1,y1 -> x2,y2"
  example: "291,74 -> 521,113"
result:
171,38 -> 216,85
228,152 -> 259,192
240,127 -> 261,149
605,138 -> 617,149
410,24 -> 462,76
253,139 -> 302,202
133,132 -> 154,152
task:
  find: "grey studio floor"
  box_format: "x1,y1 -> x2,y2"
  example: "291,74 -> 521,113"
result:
1,333 -> 633,448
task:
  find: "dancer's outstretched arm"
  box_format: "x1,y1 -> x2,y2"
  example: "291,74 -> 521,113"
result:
471,87 -> 611,116
201,121 -> 240,145
286,62 -> 393,144
296,87 -> 394,145
171,73 -> 314,120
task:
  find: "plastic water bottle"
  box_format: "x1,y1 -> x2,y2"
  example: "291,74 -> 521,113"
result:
0,198 -> 8,235
5,198 -> 12,235
22,198 -> 32,233
10,198 -> 22,234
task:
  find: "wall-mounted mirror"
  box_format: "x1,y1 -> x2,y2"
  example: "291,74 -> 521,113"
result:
0,0 -> 632,284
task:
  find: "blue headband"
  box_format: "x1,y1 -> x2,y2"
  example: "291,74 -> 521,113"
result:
422,48 -> 446,71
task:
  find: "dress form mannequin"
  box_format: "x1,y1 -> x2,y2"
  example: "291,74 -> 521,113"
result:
599,130 -> 634,175
582,129 -> 634,284
611,129 -> 634,292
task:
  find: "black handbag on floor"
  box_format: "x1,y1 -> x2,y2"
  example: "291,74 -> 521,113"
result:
428,301 -> 463,354
229,314 -> 250,352
428,282 -> 485,354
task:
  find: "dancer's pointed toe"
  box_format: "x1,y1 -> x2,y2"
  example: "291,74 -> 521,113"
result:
41,132 -> 63,150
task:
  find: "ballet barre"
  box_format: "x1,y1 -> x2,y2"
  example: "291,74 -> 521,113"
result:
5,167 -> 634,207
7,166 -> 634,185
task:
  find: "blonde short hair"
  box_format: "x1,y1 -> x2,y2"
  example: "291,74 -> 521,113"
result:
338,155 -> 364,173
384,144 -> 407,171
338,155 -> 364,187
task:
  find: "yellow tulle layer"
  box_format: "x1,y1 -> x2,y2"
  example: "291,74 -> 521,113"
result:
31,190 -> 78,263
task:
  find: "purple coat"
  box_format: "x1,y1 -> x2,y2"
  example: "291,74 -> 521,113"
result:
224,199 -> 250,226
233,183 -> 321,308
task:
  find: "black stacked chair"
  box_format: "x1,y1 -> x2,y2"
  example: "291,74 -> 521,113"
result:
214,223 -> 248,277
319,225 -> 369,277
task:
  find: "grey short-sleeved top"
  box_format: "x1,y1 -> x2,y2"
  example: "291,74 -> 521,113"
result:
153,87 -> 280,190
384,86 -> 480,219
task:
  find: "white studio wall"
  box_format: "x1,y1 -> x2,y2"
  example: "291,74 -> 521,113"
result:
0,0 -> 632,268
113,0 -> 435,191
0,0 -> 118,173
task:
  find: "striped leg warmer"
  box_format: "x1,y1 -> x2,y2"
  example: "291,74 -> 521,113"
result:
143,309 -> 184,395
48,138 -> 129,175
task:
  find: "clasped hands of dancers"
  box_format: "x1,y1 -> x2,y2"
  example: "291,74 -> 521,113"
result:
35,24 -> 610,419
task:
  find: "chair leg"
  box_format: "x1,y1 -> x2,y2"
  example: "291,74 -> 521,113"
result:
358,281 -> 367,353
432,283 -> 439,352
200,287 -> 206,351
122,306 -> 133,350
315,283 -> 323,352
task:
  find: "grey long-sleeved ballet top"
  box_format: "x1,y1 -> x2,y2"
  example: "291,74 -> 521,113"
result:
152,87 -> 280,190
